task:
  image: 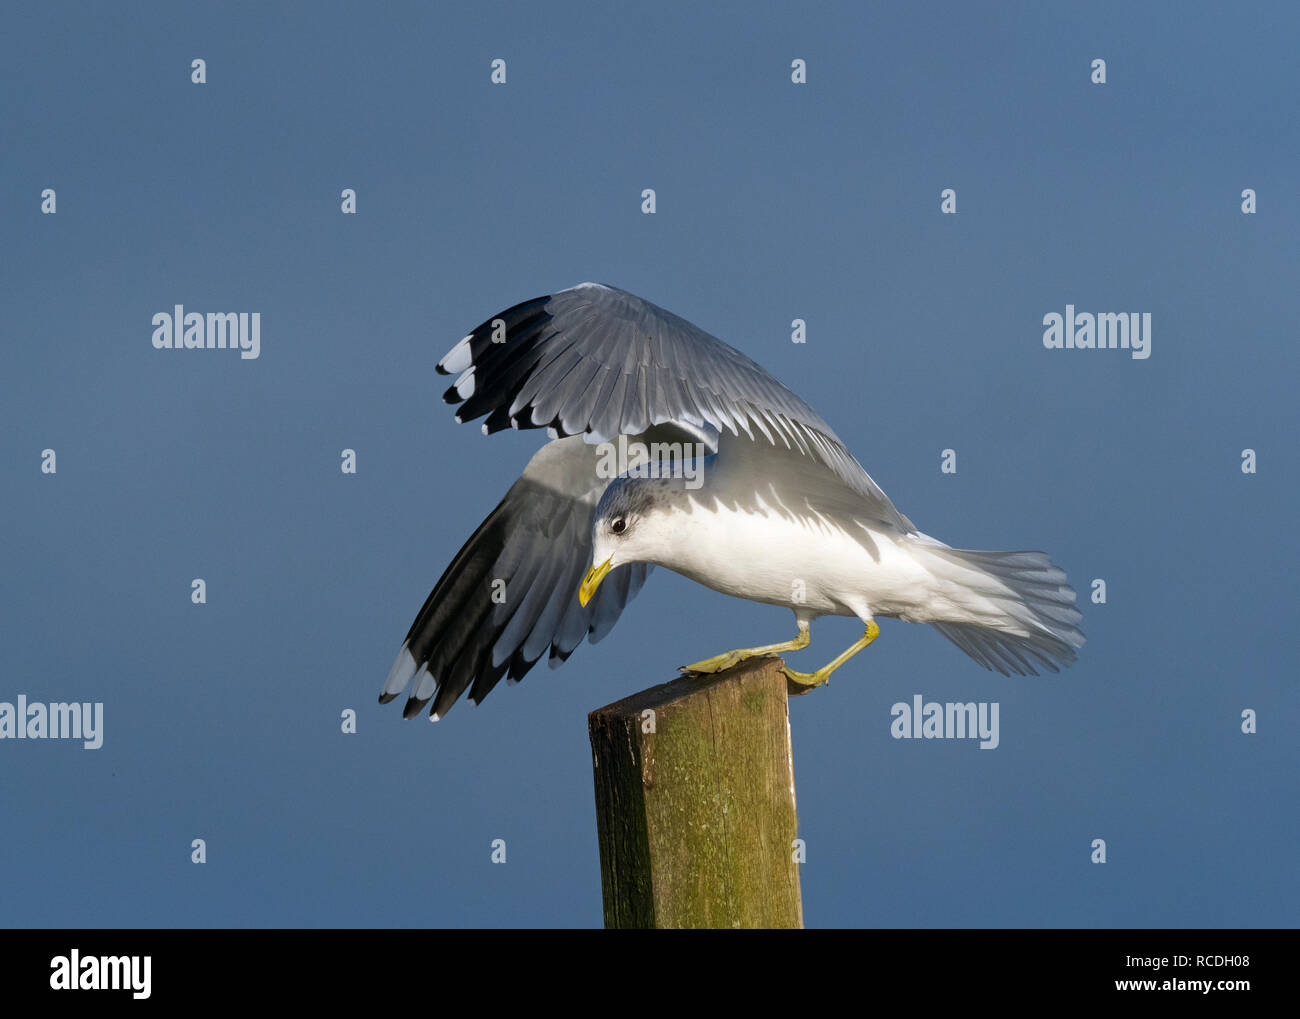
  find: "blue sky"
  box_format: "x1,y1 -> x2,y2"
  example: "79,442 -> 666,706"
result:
2,1 -> 1296,927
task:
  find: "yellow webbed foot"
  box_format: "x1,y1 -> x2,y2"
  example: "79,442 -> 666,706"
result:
681,649 -> 771,675
679,625 -> 812,676
781,666 -> 830,688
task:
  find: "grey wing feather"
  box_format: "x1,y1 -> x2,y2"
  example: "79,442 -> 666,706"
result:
439,282 -> 915,533
380,436 -> 649,720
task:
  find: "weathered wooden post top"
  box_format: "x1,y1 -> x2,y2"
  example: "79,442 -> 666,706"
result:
587,656 -> 803,929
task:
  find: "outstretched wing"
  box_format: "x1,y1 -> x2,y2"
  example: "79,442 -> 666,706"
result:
384,282 -> 916,721
439,282 -> 915,533
381,435 -> 649,721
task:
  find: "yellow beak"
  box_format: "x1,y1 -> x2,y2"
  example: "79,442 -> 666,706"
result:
579,557 -> 613,607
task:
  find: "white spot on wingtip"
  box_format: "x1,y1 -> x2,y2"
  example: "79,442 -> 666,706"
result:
481,423 -> 490,435
429,712 -> 441,723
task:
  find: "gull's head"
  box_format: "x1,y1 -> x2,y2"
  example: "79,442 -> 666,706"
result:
579,476 -> 674,606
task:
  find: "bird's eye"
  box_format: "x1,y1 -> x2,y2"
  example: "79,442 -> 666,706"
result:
611,517 -> 627,535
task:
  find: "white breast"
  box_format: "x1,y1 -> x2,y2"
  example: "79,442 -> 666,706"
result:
655,492 -> 936,621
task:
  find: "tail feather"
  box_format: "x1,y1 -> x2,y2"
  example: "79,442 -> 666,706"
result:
923,547 -> 1085,676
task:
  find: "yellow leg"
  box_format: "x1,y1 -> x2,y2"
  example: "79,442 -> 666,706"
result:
783,620 -> 880,689
681,622 -> 811,675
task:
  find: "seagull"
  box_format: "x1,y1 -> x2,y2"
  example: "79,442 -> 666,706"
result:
381,283 -> 1083,721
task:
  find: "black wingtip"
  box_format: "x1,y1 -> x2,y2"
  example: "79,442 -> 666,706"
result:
378,691 -> 398,705
481,407 -> 513,434
402,696 -> 430,719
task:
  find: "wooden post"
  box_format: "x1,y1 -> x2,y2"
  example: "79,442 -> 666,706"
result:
587,656 -> 803,929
